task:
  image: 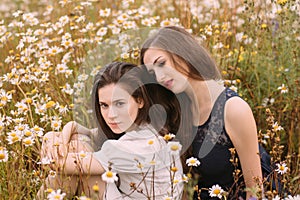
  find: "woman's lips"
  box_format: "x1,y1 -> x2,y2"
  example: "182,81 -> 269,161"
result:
108,122 -> 120,127
164,79 -> 173,89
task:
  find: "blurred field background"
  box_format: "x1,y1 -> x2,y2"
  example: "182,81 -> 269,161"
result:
0,0 -> 299,199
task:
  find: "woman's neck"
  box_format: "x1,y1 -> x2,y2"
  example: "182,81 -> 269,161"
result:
185,79 -> 225,126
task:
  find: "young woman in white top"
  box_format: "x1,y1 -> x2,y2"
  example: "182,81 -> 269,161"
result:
38,62 -> 184,199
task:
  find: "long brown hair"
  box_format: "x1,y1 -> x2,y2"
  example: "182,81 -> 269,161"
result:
140,26 -> 221,81
140,26 -> 218,172
91,61 -> 181,146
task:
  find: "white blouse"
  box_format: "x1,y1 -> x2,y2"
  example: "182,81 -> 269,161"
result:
93,125 -> 184,200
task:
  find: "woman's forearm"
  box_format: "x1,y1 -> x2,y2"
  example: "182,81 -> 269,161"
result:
52,152 -> 104,175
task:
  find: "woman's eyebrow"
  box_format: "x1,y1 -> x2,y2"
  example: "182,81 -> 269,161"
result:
153,56 -> 162,65
99,98 -> 126,104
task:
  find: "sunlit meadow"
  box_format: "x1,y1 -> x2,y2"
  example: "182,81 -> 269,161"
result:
0,0 -> 299,199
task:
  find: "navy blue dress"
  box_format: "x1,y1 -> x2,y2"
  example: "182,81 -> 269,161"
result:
192,88 -> 246,200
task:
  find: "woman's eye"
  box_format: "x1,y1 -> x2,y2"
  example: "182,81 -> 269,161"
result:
115,102 -> 125,107
99,103 -> 108,109
158,61 -> 165,67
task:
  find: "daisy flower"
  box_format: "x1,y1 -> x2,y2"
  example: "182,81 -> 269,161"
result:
208,184 -> 224,199
163,133 -> 175,141
284,194 -> 300,200
163,195 -> 173,200
138,6 -> 149,15
0,148 -> 9,162
51,117 -> 62,131
78,150 -> 88,159
121,52 -> 130,59
272,195 -> 281,200
32,125 -> 44,137
160,19 -> 172,27
101,170 -> 118,183
23,137 -> 35,147
61,39 -> 73,48
37,157 -> 52,165
7,132 -> 22,144
48,46 -> 63,56
275,163 -> 288,175
272,122 -> 284,132
262,97 -> 275,107
181,174 -> 189,183
167,141 -> 182,155
49,170 -> 57,178
96,27 -> 108,37
99,8 -> 111,17
277,84 -> 288,94
186,157 -> 200,167
47,189 -> 66,200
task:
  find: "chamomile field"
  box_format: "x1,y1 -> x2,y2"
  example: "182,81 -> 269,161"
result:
0,0 -> 299,199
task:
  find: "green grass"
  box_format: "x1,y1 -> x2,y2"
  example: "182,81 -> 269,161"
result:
0,0 -> 299,199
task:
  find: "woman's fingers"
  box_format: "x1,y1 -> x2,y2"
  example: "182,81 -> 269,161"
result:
41,131 -> 64,160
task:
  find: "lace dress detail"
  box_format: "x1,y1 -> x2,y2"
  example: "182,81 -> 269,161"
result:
192,88 -> 246,200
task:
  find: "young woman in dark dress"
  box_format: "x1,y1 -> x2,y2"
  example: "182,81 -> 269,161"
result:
141,26 -> 262,199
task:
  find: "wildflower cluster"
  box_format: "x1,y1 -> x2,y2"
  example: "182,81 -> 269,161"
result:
0,0 -> 299,199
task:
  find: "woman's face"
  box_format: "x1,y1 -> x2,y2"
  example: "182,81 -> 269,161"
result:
143,48 -> 189,94
98,84 -> 144,134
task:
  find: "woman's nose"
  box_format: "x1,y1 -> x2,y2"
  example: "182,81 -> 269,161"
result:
108,107 -> 117,118
154,68 -> 166,83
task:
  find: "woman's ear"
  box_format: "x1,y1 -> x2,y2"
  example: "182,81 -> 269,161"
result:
137,98 -> 144,109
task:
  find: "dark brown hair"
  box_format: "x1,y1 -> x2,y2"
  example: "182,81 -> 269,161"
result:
92,62 -> 151,140
140,26 -> 221,80
140,26 -> 213,171
92,62 -> 181,143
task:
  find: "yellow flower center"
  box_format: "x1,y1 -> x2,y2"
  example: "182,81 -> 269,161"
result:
164,135 -> 172,141
261,24 -> 267,28
80,153 -> 86,158
1,96 -> 8,101
163,21 -> 170,26
46,188 -> 53,193
26,98 -> 32,104
106,171 -> 113,178
12,136 -> 19,142
279,166 -> 285,171
190,159 -> 196,164
25,131 -> 32,137
148,140 -> 154,145
137,163 -> 144,168
149,160 -> 156,165
93,184 -> 99,192
171,167 -> 178,172
171,145 -> 179,151
10,132 -> 16,137
24,139 -> 32,145
54,195 -> 61,199
214,189 -> 220,195
173,179 -> 179,184
0,153 -> 5,160
46,101 -> 55,108
34,127 -> 40,131
49,171 -> 56,176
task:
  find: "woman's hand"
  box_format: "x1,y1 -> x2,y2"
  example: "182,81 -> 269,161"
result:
41,131 -> 67,163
